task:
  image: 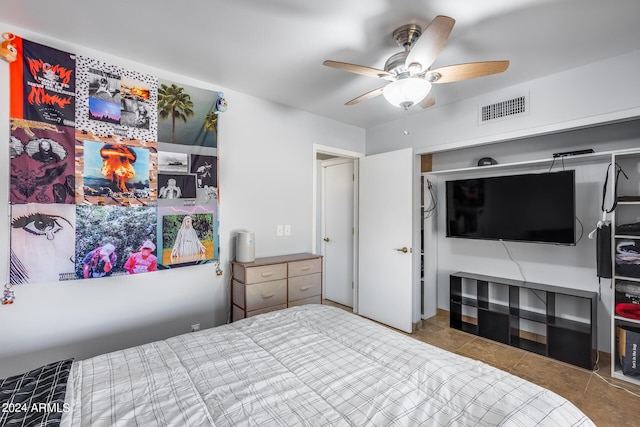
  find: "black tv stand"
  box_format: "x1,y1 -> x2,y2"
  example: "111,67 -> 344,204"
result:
449,272 -> 597,370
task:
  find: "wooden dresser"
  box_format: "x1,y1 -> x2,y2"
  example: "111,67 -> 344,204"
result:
231,253 -> 323,321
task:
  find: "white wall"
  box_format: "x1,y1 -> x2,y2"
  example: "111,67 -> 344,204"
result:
0,23 -> 364,378
367,50 -> 640,353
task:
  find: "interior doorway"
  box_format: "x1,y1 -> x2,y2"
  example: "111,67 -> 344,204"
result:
313,144 -> 363,312
322,158 -> 354,307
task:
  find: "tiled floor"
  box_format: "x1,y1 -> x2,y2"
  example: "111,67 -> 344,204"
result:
323,300 -> 640,427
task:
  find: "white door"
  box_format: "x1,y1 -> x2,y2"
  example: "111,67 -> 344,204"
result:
322,159 -> 354,307
358,148 -> 416,333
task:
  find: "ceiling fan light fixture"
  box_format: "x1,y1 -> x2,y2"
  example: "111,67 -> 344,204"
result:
383,78 -> 432,109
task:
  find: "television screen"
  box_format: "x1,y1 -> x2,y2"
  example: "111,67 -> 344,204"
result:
445,170 -> 576,245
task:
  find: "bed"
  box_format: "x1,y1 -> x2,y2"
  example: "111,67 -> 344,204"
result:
1,304 -> 594,426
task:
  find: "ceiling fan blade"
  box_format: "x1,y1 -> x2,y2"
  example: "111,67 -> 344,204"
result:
418,92 -> 435,109
405,15 -> 455,73
345,87 -> 385,106
323,60 -> 391,79
428,61 -> 510,84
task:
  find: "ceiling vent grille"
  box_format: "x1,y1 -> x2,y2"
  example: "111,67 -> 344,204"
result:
479,95 -> 528,124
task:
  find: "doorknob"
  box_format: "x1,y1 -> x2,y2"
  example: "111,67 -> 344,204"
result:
323,237 -> 330,242
395,247 -> 409,253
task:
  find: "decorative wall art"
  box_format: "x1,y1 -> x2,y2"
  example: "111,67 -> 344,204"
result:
75,205 -> 158,279
10,203 -> 76,284
10,119 -> 75,204
75,56 -> 158,141
157,79 -> 217,148
158,208 -> 216,267
5,35 -> 225,289
9,36 -> 76,127
155,78 -> 220,269
74,131 -> 157,207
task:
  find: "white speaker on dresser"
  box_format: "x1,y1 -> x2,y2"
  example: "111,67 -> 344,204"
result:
236,231 -> 255,263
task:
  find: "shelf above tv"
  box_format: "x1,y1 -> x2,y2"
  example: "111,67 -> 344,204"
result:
426,150 -> 615,176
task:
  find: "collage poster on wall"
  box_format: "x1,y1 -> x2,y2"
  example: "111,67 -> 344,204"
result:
7,36 -> 221,286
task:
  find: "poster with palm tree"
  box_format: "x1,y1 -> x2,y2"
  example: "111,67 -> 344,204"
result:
156,79 -> 219,268
157,80 -> 218,148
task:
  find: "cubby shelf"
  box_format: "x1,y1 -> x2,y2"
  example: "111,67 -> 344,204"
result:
610,149 -> 640,386
450,272 -> 597,370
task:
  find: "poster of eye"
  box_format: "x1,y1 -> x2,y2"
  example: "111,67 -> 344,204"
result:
7,35 -> 223,285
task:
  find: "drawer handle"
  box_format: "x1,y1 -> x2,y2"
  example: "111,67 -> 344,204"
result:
299,286 -> 311,291
261,292 -> 275,299
260,271 -> 274,277
299,266 -> 311,271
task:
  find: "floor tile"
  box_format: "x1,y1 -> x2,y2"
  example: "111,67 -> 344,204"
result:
511,353 -> 592,403
581,373 -> 640,427
412,320 -> 475,352
453,335 -> 527,371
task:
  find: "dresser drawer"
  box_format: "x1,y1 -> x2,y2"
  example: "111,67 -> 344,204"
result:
245,263 -> 287,284
288,273 -> 321,301
236,279 -> 287,311
289,258 -> 322,277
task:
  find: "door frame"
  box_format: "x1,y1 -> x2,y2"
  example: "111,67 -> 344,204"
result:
312,144 -> 363,313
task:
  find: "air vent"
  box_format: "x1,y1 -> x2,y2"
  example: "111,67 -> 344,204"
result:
479,95 -> 528,124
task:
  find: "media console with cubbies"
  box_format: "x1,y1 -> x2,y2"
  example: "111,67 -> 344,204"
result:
450,272 -> 597,370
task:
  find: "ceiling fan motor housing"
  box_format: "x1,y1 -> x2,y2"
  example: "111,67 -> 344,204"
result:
385,52 -> 409,76
392,24 -> 422,48
385,24 -> 422,76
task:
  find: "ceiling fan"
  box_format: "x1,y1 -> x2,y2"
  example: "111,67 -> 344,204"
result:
323,15 -> 509,110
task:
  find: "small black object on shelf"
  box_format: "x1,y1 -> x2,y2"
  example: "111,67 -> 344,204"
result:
477,157 -> 497,166
552,148 -> 595,158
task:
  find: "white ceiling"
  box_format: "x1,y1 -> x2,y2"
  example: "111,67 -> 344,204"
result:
3,0 -> 639,129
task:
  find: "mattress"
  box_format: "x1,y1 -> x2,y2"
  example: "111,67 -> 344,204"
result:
3,304 -> 594,426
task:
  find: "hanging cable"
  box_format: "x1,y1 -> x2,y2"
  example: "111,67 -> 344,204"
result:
423,179 -> 437,219
602,162 -> 628,213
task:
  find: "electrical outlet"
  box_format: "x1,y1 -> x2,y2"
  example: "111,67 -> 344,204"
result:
277,224 -> 284,236
284,224 -> 291,236
191,323 -> 200,332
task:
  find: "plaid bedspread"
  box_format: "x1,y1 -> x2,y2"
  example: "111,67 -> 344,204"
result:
61,304 -> 594,426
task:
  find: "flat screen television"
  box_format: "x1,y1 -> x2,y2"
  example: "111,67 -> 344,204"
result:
445,170 -> 576,245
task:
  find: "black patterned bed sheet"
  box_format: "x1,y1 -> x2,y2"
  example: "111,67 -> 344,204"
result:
1,359 -> 73,427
